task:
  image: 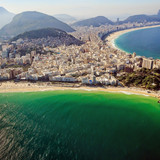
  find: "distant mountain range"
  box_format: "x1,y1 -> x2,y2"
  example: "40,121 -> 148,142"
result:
0,11 -> 75,38
0,6 -> 160,39
11,28 -> 84,46
72,16 -> 114,27
0,7 -> 15,29
123,14 -> 160,23
72,10 -> 160,27
54,14 -> 77,24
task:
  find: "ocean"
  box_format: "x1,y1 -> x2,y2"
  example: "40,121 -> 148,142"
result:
115,27 -> 160,59
0,90 -> 160,160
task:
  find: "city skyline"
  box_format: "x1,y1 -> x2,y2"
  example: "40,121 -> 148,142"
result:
0,0 -> 160,19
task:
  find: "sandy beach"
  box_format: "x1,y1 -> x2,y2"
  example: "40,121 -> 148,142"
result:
0,81 -> 159,99
106,24 -> 160,52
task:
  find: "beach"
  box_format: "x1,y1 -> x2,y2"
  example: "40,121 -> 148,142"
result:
0,81 -> 159,99
106,24 -> 160,52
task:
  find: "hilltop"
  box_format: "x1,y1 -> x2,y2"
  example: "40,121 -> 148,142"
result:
0,11 -> 75,38
0,6 -> 12,14
72,16 -> 114,27
11,28 -> 84,46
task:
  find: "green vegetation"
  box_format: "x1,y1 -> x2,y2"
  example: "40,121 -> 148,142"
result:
117,68 -> 160,90
11,28 -> 73,41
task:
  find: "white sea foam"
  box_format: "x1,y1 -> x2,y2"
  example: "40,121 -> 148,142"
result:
119,91 -> 149,96
71,88 -> 96,92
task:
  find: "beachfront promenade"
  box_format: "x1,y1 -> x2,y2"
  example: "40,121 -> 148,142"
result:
0,81 -> 159,98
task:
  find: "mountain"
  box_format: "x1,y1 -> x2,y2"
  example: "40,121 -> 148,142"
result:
0,7 -> 15,29
11,28 -> 84,46
123,14 -> 160,23
54,14 -> 77,24
72,16 -> 114,27
0,11 -> 75,38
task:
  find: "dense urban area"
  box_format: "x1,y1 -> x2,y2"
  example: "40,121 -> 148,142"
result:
0,21 -> 160,90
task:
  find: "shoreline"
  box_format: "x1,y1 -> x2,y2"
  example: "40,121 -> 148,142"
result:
0,82 -> 159,99
106,24 -> 160,54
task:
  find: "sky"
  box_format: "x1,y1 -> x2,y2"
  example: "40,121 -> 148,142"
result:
0,0 -> 160,20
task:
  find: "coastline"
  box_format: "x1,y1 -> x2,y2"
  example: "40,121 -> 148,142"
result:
106,24 -> 160,53
0,82 -> 159,99
0,26 -> 160,99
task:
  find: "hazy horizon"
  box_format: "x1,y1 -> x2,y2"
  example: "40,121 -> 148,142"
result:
0,0 -> 160,20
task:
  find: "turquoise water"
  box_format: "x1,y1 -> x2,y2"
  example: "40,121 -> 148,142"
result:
115,27 -> 160,59
0,91 -> 160,160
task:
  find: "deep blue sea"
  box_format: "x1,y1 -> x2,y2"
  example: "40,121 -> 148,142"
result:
0,91 -> 160,160
115,27 -> 160,59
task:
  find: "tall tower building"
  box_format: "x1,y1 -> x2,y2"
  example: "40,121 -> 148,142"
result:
132,52 -> 136,58
142,58 -> 153,69
91,66 -> 94,75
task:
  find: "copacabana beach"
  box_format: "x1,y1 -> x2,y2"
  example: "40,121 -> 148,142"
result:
0,81 -> 159,98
